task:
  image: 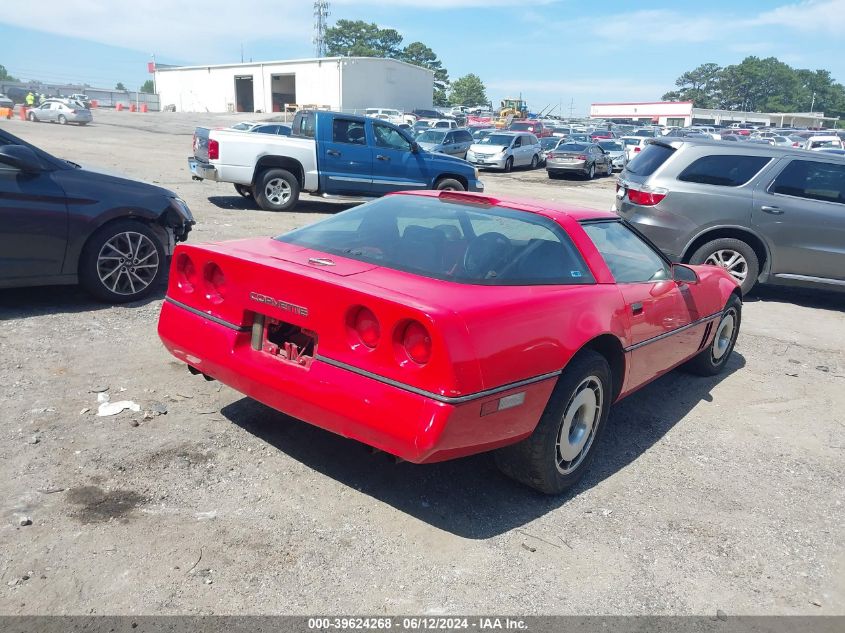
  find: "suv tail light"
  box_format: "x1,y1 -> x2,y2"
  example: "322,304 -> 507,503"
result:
626,186 -> 667,206
208,138 -> 219,160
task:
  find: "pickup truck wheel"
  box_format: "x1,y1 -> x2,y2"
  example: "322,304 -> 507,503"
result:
256,169 -> 299,212
435,178 -> 465,192
234,183 -> 253,198
495,350 -> 611,495
79,219 -> 164,303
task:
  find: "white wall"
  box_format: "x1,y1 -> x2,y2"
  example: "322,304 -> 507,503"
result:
590,101 -> 693,121
156,59 -> 341,113
339,58 -> 433,112
155,57 -> 432,114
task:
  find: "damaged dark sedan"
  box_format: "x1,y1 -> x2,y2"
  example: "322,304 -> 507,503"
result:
0,128 -> 194,302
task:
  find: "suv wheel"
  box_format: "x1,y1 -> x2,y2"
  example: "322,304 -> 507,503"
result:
689,238 -> 759,295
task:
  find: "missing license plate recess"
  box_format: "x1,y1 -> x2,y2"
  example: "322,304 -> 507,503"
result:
251,314 -> 317,367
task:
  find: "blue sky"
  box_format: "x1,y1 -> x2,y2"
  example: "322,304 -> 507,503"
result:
1,0 -> 843,115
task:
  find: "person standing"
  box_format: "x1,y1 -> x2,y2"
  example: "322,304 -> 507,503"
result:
25,92 -> 35,107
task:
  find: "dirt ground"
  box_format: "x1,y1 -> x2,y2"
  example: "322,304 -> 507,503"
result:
0,111 -> 843,616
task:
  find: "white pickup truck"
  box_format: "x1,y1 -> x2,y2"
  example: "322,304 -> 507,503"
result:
189,110 -> 484,212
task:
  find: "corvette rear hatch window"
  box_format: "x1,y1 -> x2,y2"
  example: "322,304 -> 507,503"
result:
275,195 -> 594,285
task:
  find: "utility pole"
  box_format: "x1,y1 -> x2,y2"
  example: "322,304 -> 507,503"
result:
810,91 -> 816,113
240,44 -> 244,63
313,1 -> 331,58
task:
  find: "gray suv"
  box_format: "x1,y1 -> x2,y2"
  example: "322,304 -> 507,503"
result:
615,138 -> 845,294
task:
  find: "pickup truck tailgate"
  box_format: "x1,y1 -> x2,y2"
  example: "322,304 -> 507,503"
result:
192,127 -> 210,163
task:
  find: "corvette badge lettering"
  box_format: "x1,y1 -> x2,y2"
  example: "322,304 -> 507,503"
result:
249,292 -> 309,317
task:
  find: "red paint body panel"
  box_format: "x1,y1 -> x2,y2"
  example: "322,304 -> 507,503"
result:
158,190 -> 740,462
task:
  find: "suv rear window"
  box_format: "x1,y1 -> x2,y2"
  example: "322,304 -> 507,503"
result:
276,195 -> 595,286
625,143 -> 674,176
678,154 -> 770,187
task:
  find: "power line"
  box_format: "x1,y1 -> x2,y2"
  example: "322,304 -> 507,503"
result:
312,1 -> 330,58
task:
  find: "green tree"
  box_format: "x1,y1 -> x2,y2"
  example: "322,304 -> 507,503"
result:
325,20 -> 402,58
325,21 -> 450,106
0,64 -> 18,82
115,82 -> 127,91
140,79 -> 155,94
449,74 -> 487,107
400,41 -> 449,101
662,62 -> 721,108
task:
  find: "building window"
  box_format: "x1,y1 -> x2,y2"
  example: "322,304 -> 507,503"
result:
666,117 -> 685,127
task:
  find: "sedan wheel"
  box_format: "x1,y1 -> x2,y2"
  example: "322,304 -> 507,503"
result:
530,154 -> 539,169
79,219 -> 165,303
28,112 -> 36,122
587,164 -> 595,179
96,232 -> 160,296
58,115 -> 67,125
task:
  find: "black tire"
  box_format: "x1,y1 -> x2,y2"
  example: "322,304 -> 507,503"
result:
688,237 -> 759,295
435,178 -> 465,191
495,350 -> 612,494
58,115 -> 67,125
547,171 -> 560,180
682,294 -> 742,376
586,163 -> 595,180
530,154 -> 539,169
79,219 -> 165,303
503,157 -> 513,173
605,161 -> 613,176
28,112 -> 36,122
255,168 -> 300,212
234,183 -> 253,198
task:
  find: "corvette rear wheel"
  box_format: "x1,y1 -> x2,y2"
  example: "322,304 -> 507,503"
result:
682,294 -> 742,376
495,350 -> 611,494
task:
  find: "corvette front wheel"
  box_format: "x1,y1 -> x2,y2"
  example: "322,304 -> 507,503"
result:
495,350 -> 611,494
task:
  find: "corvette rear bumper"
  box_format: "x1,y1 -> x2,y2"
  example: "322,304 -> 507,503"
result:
158,299 -> 555,464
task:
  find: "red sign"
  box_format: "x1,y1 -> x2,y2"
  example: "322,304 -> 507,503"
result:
147,61 -> 156,73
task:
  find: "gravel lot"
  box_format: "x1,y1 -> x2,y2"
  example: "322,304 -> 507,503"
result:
0,111 -> 843,616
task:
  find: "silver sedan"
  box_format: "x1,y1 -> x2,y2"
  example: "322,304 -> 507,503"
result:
27,100 -> 93,125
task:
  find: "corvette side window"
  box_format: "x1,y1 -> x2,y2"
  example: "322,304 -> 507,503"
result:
582,221 -> 670,283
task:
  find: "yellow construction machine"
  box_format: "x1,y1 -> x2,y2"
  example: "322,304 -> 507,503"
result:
494,97 -> 528,128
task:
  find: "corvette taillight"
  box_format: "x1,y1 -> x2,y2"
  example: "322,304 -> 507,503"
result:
175,253 -> 197,293
203,262 -> 226,304
402,321 -> 432,365
352,307 -> 380,348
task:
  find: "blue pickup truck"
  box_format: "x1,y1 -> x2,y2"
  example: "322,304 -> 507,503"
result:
189,110 -> 485,211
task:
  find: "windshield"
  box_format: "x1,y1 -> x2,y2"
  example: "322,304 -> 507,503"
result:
478,134 -> 514,146
417,130 -> 447,144
598,141 -> 623,151
275,195 -> 594,286
509,123 -> 533,131
540,138 -> 559,149
622,138 -> 641,146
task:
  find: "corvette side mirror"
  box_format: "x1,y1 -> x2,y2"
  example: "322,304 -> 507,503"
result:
672,264 -> 699,284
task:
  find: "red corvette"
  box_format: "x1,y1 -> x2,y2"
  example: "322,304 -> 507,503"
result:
158,191 -> 741,494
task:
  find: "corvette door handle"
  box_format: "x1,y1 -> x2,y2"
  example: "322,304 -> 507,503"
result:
631,302 -> 644,316
376,154 -> 390,161
760,205 -> 783,214
327,149 -> 341,157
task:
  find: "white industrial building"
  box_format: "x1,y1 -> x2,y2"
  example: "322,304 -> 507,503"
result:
590,101 -> 839,128
154,57 -> 434,114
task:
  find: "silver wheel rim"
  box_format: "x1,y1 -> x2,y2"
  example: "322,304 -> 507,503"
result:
96,231 -> 159,296
589,165 -> 594,178
265,178 -> 291,205
712,311 -> 736,361
555,376 -> 603,475
705,249 -> 748,283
